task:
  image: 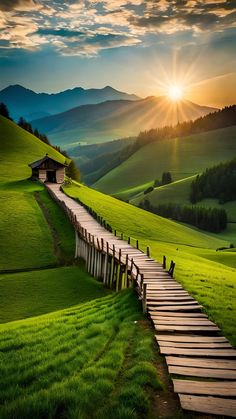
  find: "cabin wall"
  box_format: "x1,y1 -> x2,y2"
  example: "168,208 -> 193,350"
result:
38,169 -> 47,182
56,167 -> 65,184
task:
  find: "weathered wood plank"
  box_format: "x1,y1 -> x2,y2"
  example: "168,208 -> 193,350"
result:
148,300 -> 199,305
150,312 -> 207,318
147,296 -> 195,301
148,305 -> 202,311
166,356 -> 236,370
156,334 -> 228,343
158,340 -> 231,348
156,325 -> 220,332
160,347 -> 236,356
173,380 -> 236,396
170,365 -> 236,379
153,319 -> 215,326
179,394 -> 236,417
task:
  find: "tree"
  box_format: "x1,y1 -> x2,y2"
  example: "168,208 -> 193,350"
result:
66,159 -> 80,182
162,172 -> 172,185
0,102 -> 11,120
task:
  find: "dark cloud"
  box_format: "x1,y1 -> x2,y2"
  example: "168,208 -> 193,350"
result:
130,0 -> 236,32
0,0 -> 36,11
37,28 -> 85,38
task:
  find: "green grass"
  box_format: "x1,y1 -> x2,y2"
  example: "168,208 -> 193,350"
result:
0,116 -> 74,270
132,175 -> 236,225
0,115 -> 65,183
63,182 -> 236,346
0,290 -> 162,419
94,126 -> 236,199
0,265 -> 111,323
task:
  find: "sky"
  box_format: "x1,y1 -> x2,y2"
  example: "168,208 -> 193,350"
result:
0,0 -> 236,107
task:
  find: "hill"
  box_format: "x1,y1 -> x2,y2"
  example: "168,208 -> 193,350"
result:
31,96 -> 216,147
0,84 -> 139,121
70,137 -> 136,184
0,115 -> 164,418
0,115 -> 65,183
94,125 -> 236,199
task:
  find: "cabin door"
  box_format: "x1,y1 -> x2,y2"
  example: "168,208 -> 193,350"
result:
47,170 -> 56,183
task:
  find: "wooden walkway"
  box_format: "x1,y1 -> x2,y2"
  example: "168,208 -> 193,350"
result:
47,183 -> 236,417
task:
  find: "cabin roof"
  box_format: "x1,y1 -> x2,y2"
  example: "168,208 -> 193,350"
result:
29,154 -> 68,169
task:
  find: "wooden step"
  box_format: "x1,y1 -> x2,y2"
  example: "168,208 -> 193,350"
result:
179,394 -> 236,417
147,296 -> 195,302
153,319 -> 215,326
173,380 -> 236,397
160,347 -> 236,357
158,340 -> 231,348
148,305 -> 202,311
169,365 -> 236,379
166,356 -> 236,370
148,301 -> 199,306
156,335 -> 229,343
150,312 -> 207,318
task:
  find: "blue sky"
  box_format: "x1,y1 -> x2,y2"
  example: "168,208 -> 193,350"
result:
0,0 -> 235,106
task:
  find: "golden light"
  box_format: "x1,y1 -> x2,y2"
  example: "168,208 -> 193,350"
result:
168,85 -> 183,101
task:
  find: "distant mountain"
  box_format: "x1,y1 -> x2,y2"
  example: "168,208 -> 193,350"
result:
31,96 -> 217,147
0,84 -> 140,120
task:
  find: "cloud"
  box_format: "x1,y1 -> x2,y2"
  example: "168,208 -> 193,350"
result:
0,0 -> 39,12
0,0 -> 235,55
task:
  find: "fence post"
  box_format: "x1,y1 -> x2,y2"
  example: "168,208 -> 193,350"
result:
146,246 -> 150,257
136,240 -> 139,249
163,255 -> 166,269
143,283 -> 147,313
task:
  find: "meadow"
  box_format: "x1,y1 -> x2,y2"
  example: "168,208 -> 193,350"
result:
63,182 -> 236,346
0,116 -> 164,418
93,126 -> 236,200
0,290 -> 162,419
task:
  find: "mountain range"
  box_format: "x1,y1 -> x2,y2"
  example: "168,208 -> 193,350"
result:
31,96 -> 217,147
0,84 -> 140,120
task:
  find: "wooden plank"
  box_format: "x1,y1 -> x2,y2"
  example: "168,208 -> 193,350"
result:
169,365 -> 236,379
153,319 -> 215,326
150,312 -> 207,318
166,356 -> 236,370
173,380 -> 236,397
156,335 -> 228,343
148,301 -> 200,306
160,347 -> 236,356
147,291 -> 189,295
147,296 -> 195,301
158,341 -> 232,348
179,394 -> 236,417
148,305 -> 202,311
156,325 -> 220,332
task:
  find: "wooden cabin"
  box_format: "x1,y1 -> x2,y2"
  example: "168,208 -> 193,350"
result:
29,154 -> 67,184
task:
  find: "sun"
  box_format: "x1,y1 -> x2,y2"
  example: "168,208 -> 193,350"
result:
168,85 -> 183,101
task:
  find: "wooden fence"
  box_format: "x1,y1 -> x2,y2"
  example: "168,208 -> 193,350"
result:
46,185 -> 175,295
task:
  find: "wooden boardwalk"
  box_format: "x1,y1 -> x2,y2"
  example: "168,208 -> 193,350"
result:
47,183 -> 236,417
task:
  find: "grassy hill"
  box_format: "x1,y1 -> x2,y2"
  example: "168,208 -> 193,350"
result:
0,116 -> 72,270
94,126 -> 236,199
132,175 -> 236,227
0,116 -> 165,417
0,115 -> 65,183
63,181 -> 236,346
31,96 -> 216,147
0,290 -> 162,419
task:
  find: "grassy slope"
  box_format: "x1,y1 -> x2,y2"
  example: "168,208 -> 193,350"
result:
0,265 -> 111,323
63,182 -> 236,345
0,290 -> 162,419
133,175 -> 236,220
93,126 -> 236,199
0,117 -> 164,417
0,116 -> 69,270
0,115 -> 65,183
